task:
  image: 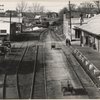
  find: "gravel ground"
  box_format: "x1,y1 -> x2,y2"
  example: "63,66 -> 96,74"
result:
53,27 -> 100,99
44,33 -> 89,99
0,28 -> 100,99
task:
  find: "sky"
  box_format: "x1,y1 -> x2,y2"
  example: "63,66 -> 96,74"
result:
0,0 -> 95,12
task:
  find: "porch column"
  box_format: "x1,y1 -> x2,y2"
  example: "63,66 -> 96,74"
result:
80,31 -> 85,47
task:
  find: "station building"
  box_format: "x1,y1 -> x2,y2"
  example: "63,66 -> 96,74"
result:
74,14 -> 100,53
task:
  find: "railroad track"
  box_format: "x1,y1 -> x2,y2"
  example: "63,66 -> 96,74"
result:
17,43 -> 47,98
0,29 -> 48,99
2,42 -> 28,99
39,29 -> 48,99
29,45 -> 39,99
50,29 -> 100,98
2,42 -> 39,99
29,29 -> 48,99
16,29 -> 48,99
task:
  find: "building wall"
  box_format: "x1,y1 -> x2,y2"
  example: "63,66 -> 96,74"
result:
0,22 -> 10,35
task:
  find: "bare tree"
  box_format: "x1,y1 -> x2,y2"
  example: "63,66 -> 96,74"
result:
16,1 -> 27,12
94,0 -> 100,13
29,3 -> 45,13
70,4 -> 76,11
78,2 -> 94,13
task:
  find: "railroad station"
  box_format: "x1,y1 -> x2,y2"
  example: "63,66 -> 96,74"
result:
74,14 -> 100,52
0,0 -> 100,99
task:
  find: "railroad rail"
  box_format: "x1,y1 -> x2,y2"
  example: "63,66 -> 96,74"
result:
17,42 -> 29,98
2,42 -> 28,99
42,45 -> 48,98
29,45 -> 39,99
29,29 -> 48,99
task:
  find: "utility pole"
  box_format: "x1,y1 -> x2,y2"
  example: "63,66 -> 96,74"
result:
69,1 -> 71,29
69,1 -> 72,41
80,13 -> 83,25
9,11 -> 12,41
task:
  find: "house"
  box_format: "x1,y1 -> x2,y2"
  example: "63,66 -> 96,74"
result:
74,14 -> 100,52
0,12 -> 5,17
5,10 -> 18,17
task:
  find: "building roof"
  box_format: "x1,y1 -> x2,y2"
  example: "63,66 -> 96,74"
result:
75,14 -> 100,36
0,17 -> 23,23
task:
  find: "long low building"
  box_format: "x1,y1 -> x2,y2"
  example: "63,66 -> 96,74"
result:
74,14 -> 100,53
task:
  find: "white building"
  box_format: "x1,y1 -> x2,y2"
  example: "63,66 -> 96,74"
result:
0,21 -> 10,35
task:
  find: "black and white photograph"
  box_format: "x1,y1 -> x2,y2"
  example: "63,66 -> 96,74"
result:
0,0 -> 100,99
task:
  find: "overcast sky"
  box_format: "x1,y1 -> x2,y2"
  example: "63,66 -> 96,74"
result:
0,0 -> 95,12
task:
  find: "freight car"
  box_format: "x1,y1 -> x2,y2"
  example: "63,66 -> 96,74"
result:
42,21 -> 49,28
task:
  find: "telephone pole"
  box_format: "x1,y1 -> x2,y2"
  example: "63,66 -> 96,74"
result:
69,1 -> 72,41
9,11 -> 12,41
69,1 -> 71,29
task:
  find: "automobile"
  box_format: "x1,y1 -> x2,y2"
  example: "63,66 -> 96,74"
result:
2,41 -> 11,48
0,40 -> 11,55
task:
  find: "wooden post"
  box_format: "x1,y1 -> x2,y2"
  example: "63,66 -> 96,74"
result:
9,11 -> 12,41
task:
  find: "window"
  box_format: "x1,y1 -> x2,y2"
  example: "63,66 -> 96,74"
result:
0,30 -> 7,33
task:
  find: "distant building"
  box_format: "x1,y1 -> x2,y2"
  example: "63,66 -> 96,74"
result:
47,12 -> 58,18
0,4 -> 4,12
5,10 -> 18,17
0,12 -> 5,17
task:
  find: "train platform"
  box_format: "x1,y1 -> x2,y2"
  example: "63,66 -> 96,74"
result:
44,34 -> 89,99
71,40 -> 100,72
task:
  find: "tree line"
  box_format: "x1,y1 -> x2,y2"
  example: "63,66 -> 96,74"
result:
58,1 -> 100,21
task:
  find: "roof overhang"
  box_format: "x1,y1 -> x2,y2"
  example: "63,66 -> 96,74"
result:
74,26 -> 100,39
